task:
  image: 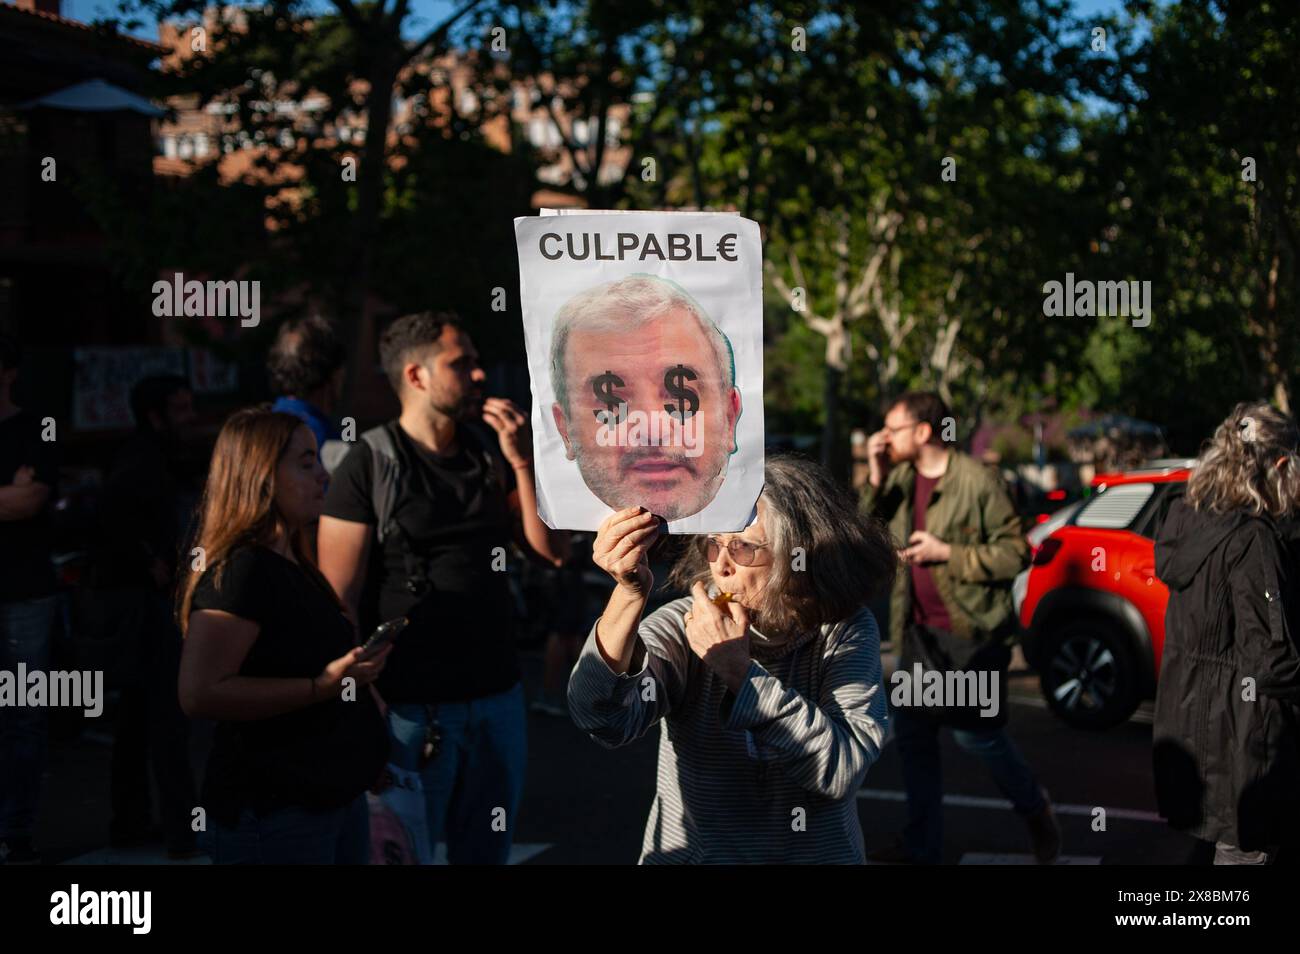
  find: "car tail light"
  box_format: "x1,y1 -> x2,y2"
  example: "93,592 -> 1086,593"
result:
1034,513 -> 1051,524
1047,489 -> 1066,501
1031,537 -> 1063,566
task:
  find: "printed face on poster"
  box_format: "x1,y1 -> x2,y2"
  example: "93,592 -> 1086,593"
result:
515,210 -> 765,533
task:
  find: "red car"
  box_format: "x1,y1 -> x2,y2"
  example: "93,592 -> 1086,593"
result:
1014,461 -> 1194,729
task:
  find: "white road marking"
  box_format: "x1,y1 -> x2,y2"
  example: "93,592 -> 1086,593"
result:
857,788 -> 1164,823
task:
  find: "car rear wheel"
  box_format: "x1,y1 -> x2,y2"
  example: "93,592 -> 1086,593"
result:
1038,616 -> 1141,730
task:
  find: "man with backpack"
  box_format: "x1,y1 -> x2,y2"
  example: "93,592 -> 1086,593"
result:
318,312 -> 568,865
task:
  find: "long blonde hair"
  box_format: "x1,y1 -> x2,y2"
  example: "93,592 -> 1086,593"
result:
176,407 -> 335,633
1186,401 -> 1300,518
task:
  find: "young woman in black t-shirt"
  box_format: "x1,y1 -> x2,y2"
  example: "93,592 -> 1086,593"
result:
176,409 -> 390,864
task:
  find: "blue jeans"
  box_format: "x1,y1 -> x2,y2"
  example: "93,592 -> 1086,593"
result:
894,706 -> 1045,864
208,793 -> 370,864
0,596 -> 57,839
387,682 -> 527,865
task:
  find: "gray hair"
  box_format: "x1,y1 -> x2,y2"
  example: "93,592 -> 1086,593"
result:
1187,401 -> 1300,518
548,274 -> 735,413
666,455 -> 898,635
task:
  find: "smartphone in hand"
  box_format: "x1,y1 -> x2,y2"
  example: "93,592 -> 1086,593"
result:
359,616 -> 409,660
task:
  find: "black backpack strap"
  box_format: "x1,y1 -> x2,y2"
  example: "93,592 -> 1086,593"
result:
361,423 -> 402,546
362,421 -> 434,597
361,421 -> 506,599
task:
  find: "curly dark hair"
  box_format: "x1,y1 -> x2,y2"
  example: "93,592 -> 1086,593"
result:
666,454 -> 897,635
266,315 -> 345,397
377,311 -> 463,394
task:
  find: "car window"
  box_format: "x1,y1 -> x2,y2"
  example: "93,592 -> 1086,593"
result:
1074,483 -> 1155,530
1028,499 -> 1084,547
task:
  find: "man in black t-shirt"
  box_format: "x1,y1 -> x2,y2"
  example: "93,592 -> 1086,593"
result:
0,334 -> 58,865
319,312 -> 568,865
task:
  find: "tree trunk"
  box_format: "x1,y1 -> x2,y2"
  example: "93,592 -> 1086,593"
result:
338,51 -> 401,412
822,362 -> 842,470
821,322 -> 849,471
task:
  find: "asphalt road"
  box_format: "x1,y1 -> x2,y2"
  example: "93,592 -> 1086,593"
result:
31,651 -> 1202,865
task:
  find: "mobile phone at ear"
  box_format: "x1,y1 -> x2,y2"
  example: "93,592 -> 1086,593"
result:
359,617 -> 409,659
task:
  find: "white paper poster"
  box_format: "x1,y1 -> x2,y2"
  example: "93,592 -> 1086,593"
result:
515,210 -> 765,532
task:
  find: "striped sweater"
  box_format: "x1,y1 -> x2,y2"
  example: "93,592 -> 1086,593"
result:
567,596 -> 889,864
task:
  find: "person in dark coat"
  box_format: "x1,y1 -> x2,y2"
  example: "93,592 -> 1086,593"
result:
1153,401 -> 1300,865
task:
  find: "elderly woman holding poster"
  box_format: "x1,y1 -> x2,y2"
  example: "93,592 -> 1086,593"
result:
567,455 -> 896,863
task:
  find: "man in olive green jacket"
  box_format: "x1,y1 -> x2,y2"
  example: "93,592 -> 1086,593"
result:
861,442 -> 1027,649
860,392 -> 1059,864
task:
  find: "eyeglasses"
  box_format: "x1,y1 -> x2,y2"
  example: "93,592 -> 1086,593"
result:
881,420 -> 921,435
705,536 -> 771,566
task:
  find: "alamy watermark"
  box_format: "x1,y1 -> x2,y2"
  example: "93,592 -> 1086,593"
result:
594,403 -> 704,458
1042,273 -> 1152,328
50,884 -> 151,934
889,663 -> 1001,719
151,272 -> 260,327
590,364 -> 704,457
1,666 -> 103,717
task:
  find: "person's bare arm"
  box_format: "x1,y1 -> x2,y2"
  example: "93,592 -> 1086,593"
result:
591,508 -> 662,673
317,515 -> 372,632
483,396 -> 570,567
595,585 -> 653,674
178,609 -> 389,720
508,461 -> 570,567
0,478 -> 50,521
568,509 -> 682,747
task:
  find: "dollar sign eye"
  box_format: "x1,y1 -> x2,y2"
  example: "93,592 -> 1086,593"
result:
592,370 -> 626,423
663,363 -> 699,422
